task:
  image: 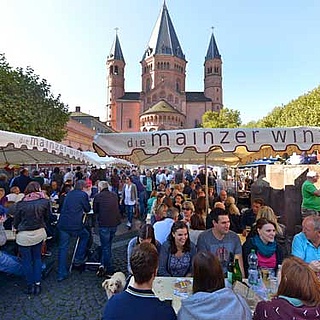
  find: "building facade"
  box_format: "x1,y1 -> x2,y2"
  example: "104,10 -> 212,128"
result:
106,2 -> 223,132
62,119 -> 95,151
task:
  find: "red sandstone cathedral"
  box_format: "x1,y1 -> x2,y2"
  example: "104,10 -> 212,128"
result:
106,2 -> 223,133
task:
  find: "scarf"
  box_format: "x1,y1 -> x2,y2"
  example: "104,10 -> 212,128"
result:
251,234 -> 277,257
23,191 -> 45,202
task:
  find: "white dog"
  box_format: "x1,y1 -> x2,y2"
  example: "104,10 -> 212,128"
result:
102,272 -> 126,299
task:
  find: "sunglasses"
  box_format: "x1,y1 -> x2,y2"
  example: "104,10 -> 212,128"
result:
183,208 -> 191,211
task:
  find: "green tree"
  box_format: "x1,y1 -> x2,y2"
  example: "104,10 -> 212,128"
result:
0,53 -> 70,141
254,86 -> 320,128
202,107 -> 242,128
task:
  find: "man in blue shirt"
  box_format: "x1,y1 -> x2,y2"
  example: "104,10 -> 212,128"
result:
292,215 -> 320,272
57,180 -> 91,281
103,242 -> 176,320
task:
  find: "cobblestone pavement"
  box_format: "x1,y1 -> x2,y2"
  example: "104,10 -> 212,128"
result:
0,218 -> 142,320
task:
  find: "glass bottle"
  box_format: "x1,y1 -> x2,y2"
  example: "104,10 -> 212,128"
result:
227,252 -> 235,284
233,258 -> 242,283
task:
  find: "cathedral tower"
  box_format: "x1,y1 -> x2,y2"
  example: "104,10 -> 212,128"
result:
204,30 -> 223,111
140,2 -> 187,114
106,32 -> 125,128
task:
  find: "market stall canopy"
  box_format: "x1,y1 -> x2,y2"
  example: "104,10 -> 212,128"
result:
83,151 -> 132,168
0,130 -> 89,165
93,127 -> 320,167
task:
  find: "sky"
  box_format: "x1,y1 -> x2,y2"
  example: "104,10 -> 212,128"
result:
1,0 -> 320,124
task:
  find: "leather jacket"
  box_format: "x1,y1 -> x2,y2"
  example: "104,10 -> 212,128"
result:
14,198 -> 50,232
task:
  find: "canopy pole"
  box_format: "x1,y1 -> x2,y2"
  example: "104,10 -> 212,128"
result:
205,154 -> 209,215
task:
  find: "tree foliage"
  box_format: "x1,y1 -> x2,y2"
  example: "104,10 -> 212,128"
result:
246,86 -> 320,128
202,107 -> 242,128
0,53 -> 70,141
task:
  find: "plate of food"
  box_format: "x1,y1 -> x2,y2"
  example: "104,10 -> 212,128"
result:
173,278 -> 193,298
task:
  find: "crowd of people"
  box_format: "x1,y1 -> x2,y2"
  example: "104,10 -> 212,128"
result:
1,165 -> 320,319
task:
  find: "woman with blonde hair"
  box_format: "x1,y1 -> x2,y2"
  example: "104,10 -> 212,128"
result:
181,200 -> 194,225
253,256 -> 320,319
151,203 -> 168,225
225,196 -> 242,233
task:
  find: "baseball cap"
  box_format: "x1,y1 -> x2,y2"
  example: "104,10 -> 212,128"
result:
307,171 -> 318,178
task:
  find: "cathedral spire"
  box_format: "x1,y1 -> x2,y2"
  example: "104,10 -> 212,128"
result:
142,2 -> 185,60
205,28 -> 221,61
107,29 -> 125,62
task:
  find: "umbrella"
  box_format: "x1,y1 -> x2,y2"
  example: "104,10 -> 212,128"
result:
93,126 -> 320,167
0,130 -> 89,166
83,151 -> 132,168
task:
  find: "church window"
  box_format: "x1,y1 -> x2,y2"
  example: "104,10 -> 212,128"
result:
146,78 -> 151,92
144,67 -> 146,73
176,79 -> 181,92
195,119 -> 199,127
214,66 -> 219,74
160,91 -> 166,98
128,119 -> 132,128
114,66 -> 119,75
109,66 -> 113,75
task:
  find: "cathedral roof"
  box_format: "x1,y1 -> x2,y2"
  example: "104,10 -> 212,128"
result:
141,100 -> 184,115
142,2 -> 185,61
205,31 -> 221,61
186,92 -> 212,102
107,33 -> 125,62
117,92 -> 140,101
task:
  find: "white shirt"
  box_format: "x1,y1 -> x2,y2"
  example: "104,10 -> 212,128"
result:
124,184 -> 135,205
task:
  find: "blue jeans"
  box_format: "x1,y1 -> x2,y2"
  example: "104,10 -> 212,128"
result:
125,205 -> 135,223
138,191 -> 146,218
19,242 -> 43,285
0,250 -> 24,276
99,226 -> 117,273
57,227 -> 89,278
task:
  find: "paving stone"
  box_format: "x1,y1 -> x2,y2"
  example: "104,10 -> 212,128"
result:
1,219 -> 141,319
